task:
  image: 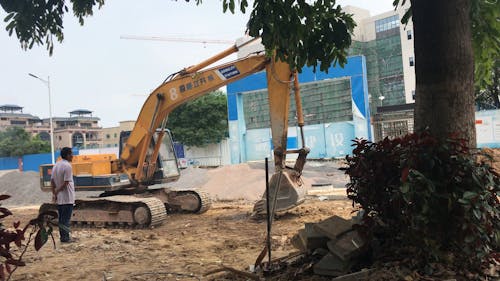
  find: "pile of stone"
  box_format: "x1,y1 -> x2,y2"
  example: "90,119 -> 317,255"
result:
291,215 -> 372,280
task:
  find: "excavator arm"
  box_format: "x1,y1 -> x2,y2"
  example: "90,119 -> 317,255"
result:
121,40 -> 303,171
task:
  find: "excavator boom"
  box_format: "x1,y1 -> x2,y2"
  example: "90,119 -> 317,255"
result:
121,50 -> 270,183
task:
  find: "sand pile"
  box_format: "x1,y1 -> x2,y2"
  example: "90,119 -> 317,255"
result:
202,163 -> 268,201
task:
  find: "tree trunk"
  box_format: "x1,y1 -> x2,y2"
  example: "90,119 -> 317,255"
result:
411,0 -> 476,147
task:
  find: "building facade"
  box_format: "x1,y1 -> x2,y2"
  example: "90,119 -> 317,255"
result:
51,109 -> 102,149
344,4 -> 415,115
0,105 -> 103,150
0,104 -> 51,139
101,120 -> 135,148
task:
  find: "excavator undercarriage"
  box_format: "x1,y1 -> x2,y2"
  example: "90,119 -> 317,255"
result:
39,188 -> 211,228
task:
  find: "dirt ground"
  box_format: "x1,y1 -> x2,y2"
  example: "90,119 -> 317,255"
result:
0,160 -> 353,280
1,152 -> 498,281
4,199 -> 354,281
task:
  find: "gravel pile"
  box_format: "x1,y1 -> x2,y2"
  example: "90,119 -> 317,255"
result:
0,170 -> 49,207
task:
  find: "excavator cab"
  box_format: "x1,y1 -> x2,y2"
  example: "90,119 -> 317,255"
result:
119,129 -> 181,185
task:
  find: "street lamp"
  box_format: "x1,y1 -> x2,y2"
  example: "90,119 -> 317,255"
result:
378,95 -> 385,106
28,73 -> 55,164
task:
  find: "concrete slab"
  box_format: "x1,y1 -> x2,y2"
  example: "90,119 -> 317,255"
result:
313,253 -> 352,276
327,230 -> 366,261
313,215 -> 353,240
291,229 -> 307,252
303,222 -> 329,251
331,269 -> 374,281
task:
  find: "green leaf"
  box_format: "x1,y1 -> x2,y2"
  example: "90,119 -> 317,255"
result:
34,228 -> 48,251
222,1 -> 228,13
3,12 -> 15,22
463,191 -> 477,200
401,182 -> 410,194
472,208 -> 482,220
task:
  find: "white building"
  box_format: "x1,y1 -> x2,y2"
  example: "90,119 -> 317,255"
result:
345,3 -> 415,109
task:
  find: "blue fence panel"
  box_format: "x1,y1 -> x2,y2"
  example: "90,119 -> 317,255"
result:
304,124 -> 327,159
22,153 -> 52,172
245,128 -> 271,161
5,148 -> 80,172
0,157 -> 19,170
269,136 -> 298,150
324,122 -> 356,158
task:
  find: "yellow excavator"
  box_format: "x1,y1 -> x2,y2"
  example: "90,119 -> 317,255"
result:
38,37 -> 310,228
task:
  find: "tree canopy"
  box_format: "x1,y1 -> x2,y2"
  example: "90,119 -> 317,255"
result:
0,127 -> 50,157
168,90 -> 228,147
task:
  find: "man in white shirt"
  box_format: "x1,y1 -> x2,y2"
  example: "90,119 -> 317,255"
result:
50,147 -> 75,243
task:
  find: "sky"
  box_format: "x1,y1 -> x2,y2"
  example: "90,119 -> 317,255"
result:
0,0 -> 394,128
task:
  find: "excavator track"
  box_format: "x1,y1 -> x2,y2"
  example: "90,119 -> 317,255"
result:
164,189 -> 212,214
39,196 -> 167,229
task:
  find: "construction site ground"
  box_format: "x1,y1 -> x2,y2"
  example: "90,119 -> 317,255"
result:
2,149 -> 499,281
5,200 -> 353,281
1,160 -> 353,281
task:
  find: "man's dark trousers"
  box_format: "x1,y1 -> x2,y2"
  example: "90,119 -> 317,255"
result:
57,204 -> 73,242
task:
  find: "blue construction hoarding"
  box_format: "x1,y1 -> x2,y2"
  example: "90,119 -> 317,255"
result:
226,55 -> 371,163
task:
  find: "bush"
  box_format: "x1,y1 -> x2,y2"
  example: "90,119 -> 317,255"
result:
0,195 -> 56,280
343,132 -> 499,269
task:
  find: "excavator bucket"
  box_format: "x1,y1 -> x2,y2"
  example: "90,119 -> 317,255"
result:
252,169 -> 307,215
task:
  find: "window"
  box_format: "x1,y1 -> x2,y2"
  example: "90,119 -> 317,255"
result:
409,56 -> 415,67
10,120 -> 26,125
375,15 -> 400,33
407,30 -> 412,40
114,133 -> 117,138
58,136 -> 62,141
106,134 -> 110,139
412,90 -> 416,100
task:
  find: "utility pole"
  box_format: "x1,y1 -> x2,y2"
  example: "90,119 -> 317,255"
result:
29,73 -> 55,164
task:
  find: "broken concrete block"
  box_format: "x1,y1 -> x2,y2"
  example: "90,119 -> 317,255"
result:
313,252 -> 352,277
327,230 -> 366,261
313,215 -> 353,241
303,223 -> 329,251
331,269 -> 374,281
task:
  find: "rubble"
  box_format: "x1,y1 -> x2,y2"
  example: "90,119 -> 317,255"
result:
291,215 -> 371,278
